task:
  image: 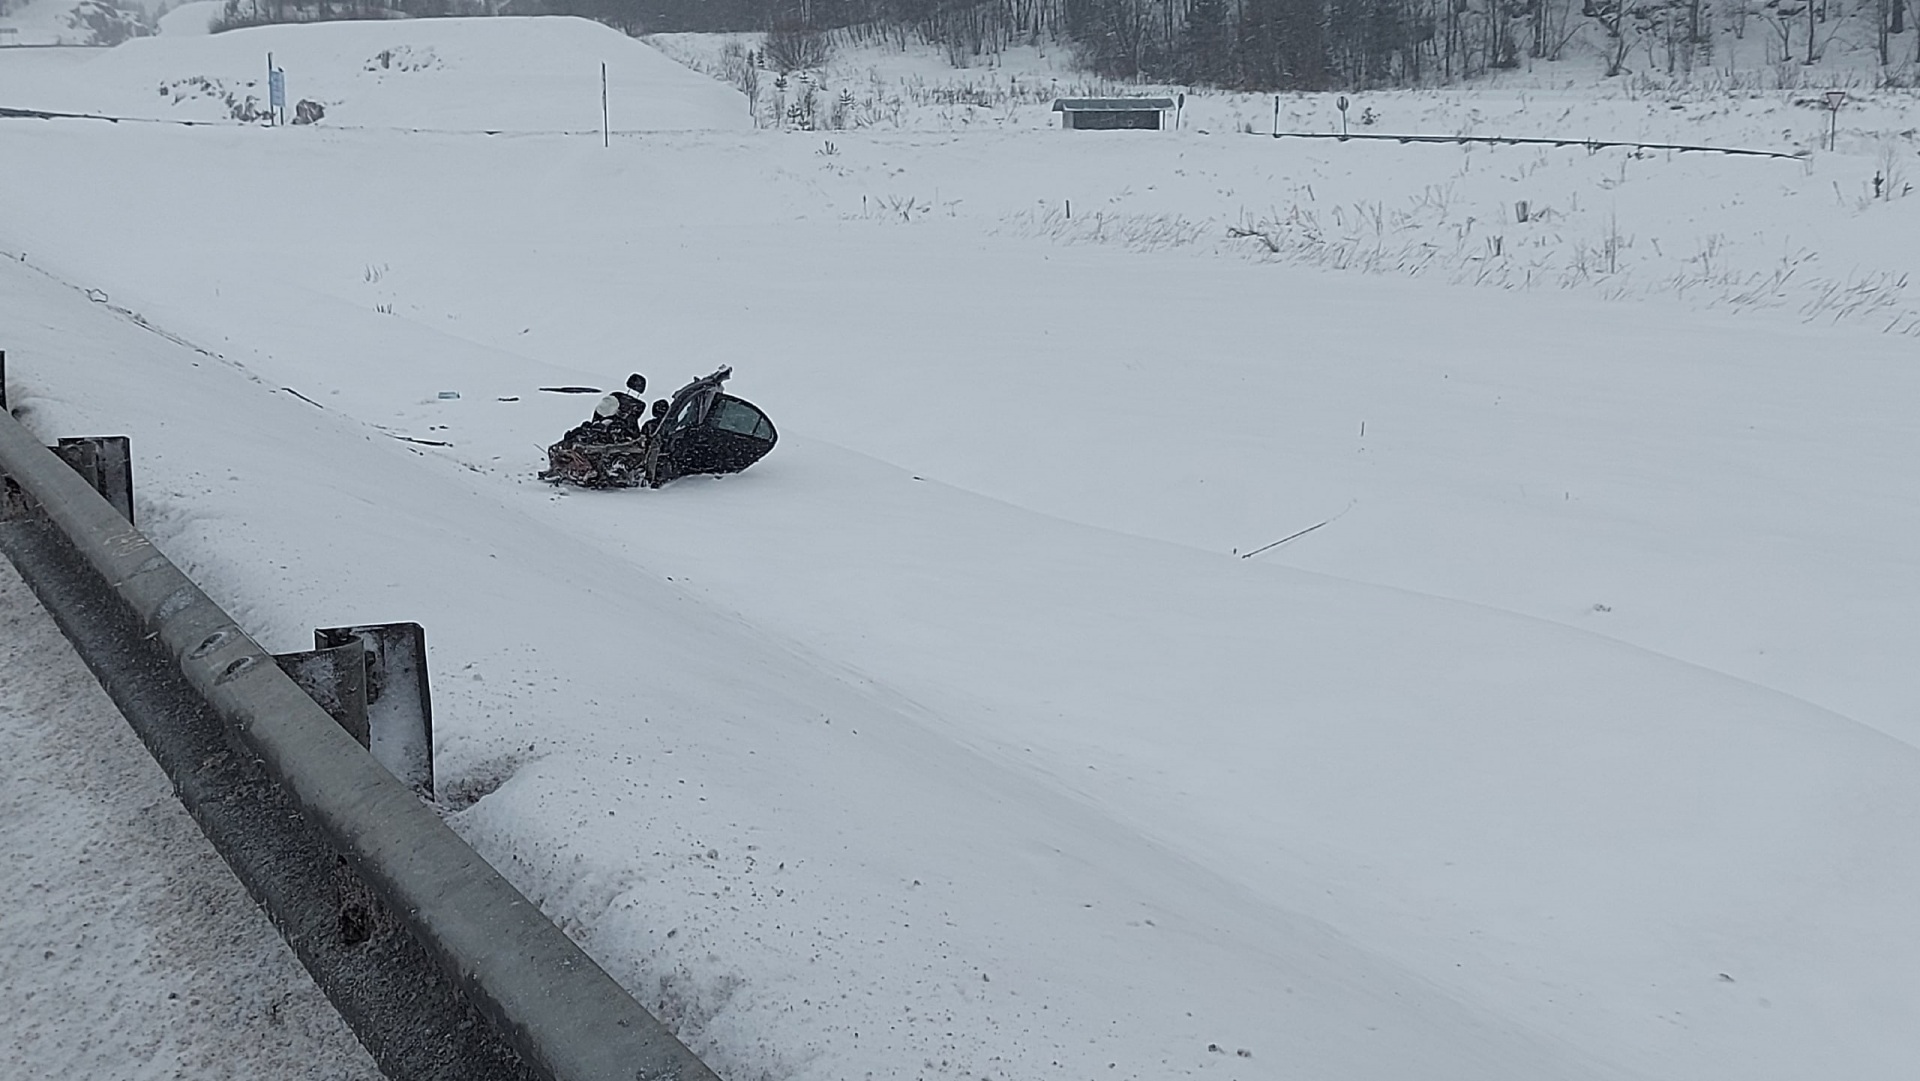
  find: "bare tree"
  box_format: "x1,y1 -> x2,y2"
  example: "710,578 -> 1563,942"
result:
1756,0 -> 1806,61
765,17 -> 831,70
1584,0 -> 1643,74
720,43 -> 764,124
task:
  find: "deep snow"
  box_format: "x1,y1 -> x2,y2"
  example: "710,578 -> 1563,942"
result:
2,16 -> 1918,1081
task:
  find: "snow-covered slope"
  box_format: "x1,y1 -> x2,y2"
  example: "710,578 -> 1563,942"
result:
155,0 -> 219,36
9,232 -> 1919,1081
0,0 -> 141,45
2,20 -> 1917,1081
2,16 -> 747,130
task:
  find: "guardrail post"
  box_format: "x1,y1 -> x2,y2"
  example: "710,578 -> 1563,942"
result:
275,638 -> 372,747
4,444 -> 133,524
314,623 -> 435,800
51,437 -> 134,524
0,352 -> 17,520
268,643 -> 401,947
278,623 -> 432,798
0,358 -> 135,523
2,349 -> 20,517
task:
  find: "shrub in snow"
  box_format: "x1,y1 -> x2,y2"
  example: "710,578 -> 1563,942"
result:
66,0 -> 150,46
227,93 -> 265,122
764,21 -> 830,73
365,46 -> 441,73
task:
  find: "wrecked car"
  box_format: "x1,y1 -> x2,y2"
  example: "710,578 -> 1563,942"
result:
541,366 -> 776,489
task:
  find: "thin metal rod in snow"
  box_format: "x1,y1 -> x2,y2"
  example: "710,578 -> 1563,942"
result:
601,62 -> 608,148
1267,130 -> 1806,160
0,105 -> 226,126
1239,501 -> 1357,560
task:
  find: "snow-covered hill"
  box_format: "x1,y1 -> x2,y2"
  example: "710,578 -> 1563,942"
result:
0,0 -> 149,44
2,17 -> 1917,1081
155,0 -> 219,36
1,15 -> 747,130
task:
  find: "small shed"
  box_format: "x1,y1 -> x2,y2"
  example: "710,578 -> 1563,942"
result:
1052,97 -> 1176,131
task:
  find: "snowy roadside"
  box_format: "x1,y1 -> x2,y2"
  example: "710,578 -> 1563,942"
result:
0,560 -> 380,1081
4,19 -> 1919,1081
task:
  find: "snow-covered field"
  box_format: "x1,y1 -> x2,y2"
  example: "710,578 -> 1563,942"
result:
2,15 -> 1918,1081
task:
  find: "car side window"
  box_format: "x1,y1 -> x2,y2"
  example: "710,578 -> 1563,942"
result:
708,398 -> 772,439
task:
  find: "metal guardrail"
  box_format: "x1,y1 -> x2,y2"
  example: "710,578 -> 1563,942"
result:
0,362 -> 718,1081
1266,128 -> 1807,159
0,104 -> 238,126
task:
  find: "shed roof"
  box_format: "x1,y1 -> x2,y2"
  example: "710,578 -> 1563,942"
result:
1051,97 -> 1177,112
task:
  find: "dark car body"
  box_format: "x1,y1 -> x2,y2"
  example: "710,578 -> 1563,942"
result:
641,367 -> 777,487
541,367 -> 776,490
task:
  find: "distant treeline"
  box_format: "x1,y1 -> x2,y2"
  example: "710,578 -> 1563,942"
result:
541,0 -> 1916,87
211,0 -> 1920,91
537,0 -> 1570,85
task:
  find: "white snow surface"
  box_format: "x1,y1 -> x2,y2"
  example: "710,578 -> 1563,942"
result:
0,562 -> 382,1080
2,17 -> 1919,1081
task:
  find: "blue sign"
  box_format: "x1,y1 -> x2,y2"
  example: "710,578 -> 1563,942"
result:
268,68 -> 285,109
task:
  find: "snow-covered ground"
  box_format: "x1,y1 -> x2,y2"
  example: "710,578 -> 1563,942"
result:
2,14 -> 1918,1081
0,562 -> 381,1080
